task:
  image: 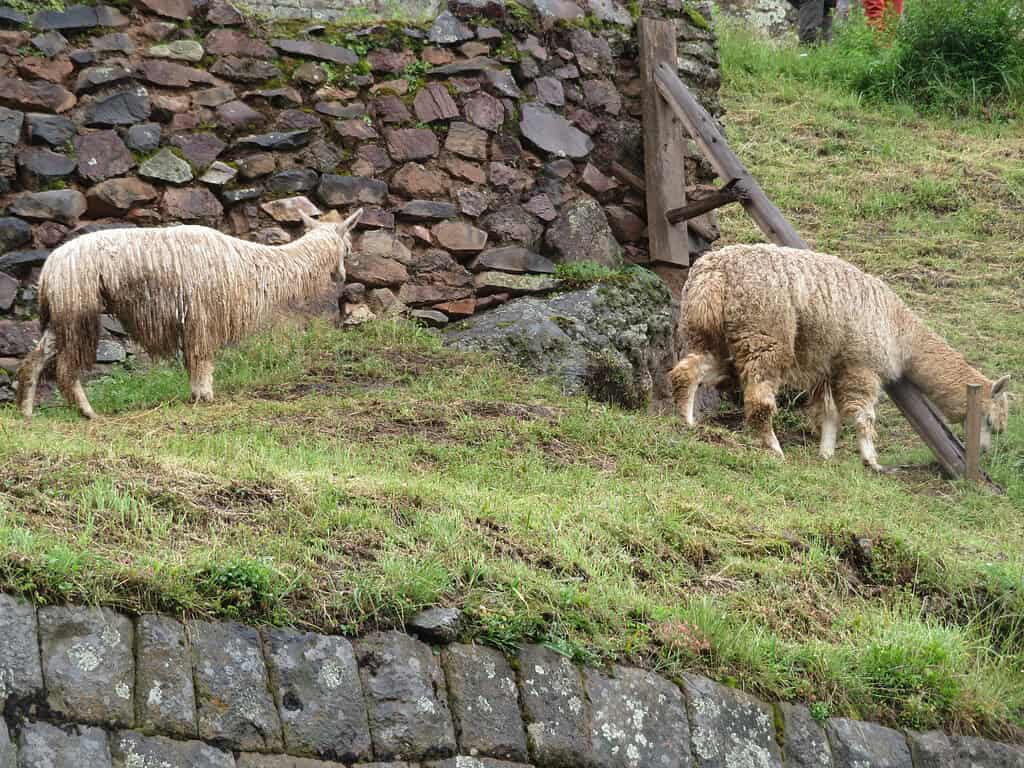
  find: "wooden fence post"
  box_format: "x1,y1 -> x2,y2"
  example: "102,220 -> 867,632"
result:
965,383 -> 983,483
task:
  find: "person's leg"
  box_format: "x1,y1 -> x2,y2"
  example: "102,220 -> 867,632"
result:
821,0 -> 836,41
797,0 -> 825,44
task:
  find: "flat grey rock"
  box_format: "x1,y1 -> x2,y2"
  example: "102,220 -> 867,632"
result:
519,102 -> 592,160
517,644 -> 590,768
0,593 -> 43,704
189,619 -> 284,752
38,605 -> 135,727
424,759 -> 533,768
0,719 -> 13,768
544,196 -> 621,268
586,665 -> 691,768
443,644 -> 527,761
683,674 -> 782,768
908,730 -> 953,768
356,631 -> 457,761
955,736 -> 1024,767
136,614 -> 197,738
263,627 -> 372,762
18,721 -> 112,768
110,731 -> 234,768
778,703 -> 832,768
139,148 -> 193,184
825,718 -> 911,768
407,607 -> 462,643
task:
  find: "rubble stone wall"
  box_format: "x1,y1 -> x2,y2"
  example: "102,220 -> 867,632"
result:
2,593 -> 1022,768
0,0 -> 723,402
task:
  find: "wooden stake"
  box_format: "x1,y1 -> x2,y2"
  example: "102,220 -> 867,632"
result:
666,178 -> 742,225
965,383 -> 983,483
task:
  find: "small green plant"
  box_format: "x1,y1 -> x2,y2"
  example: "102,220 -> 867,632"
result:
554,260 -> 631,288
809,701 -> 831,722
402,58 -> 431,94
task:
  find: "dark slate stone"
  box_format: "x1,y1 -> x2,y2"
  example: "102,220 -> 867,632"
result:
545,196 -> 621,267
0,106 -> 23,145
38,605 -> 135,727
221,186 -> 262,204
126,122 -> 161,152
138,59 -> 214,88
137,0 -> 193,21
585,666 -> 691,768
385,128 -> 439,162
9,190 -> 86,223
32,4 -> 101,31
188,619 -> 284,752
70,48 -> 96,66
0,6 -> 27,27
356,631 -> 457,761
0,74 -> 74,113
235,130 -> 311,151
517,644 -> 590,768
74,129 -> 132,183
519,102 -> 592,159
429,10 -> 474,44
206,0 -> 244,25
412,308 -> 449,327
443,644 -> 527,762
267,168 -> 319,195
0,249 -> 49,270
0,593 -> 43,704
17,147 -> 75,189
407,607 -> 462,643
136,615 -> 197,739
683,674 -> 782,768
18,722 -> 111,768
471,245 -> 554,274
95,338 -> 126,363
216,100 -> 265,132
825,718 -> 911,768
170,132 -> 227,170
425,760 -> 532,768
25,113 -> 74,146
954,736 -> 1024,768
30,30 -> 67,57
271,38 -> 358,65
92,31 -> 134,53
0,216 -> 32,254
777,703 -> 832,768
430,56 -> 499,75
0,319 -> 41,355
163,185 -> 224,223
263,628 -> 372,762
399,200 -> 458,221
85,87 -> 151,127
484,69 -> 521,98
481,205 -> 544,250
109,731 -> 233,768
210,55 -> 280,83
75,64 -> 133,93
274,109 -> 322,132
317,174 -> 388,206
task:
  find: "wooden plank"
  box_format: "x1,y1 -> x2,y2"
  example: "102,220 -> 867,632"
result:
650,61 -> 997,486
640,19 -> 690,267
653,62 -> 807,249
666,178 -> 742,225
610,161 -> 646,194
965,383 -> 983,482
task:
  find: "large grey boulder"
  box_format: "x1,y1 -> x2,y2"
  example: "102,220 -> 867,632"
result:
446,267 -> 675,409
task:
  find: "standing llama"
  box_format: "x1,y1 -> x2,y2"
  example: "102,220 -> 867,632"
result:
17,209 -> 362,420
670,244 -> 1011,472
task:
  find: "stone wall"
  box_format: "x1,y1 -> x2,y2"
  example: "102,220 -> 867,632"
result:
0,0 -> 723,403
1,593 -> 1022,768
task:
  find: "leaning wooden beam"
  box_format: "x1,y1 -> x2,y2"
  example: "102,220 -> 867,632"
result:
610,161 -> 647,194
666,179 -> 742,225
653,62 -> 996,486
653,62 -> 808,249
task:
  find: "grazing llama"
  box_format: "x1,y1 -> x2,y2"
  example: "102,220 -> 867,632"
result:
17,209 -> 362,420
670,244 -> 1011,471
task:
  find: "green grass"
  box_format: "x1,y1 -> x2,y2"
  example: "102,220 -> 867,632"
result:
2,24 -> 1024,741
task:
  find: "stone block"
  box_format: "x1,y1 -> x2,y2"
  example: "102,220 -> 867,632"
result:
356,631 -> 457,761
38,605 -> 135,727
263,627 -> 372,762
825,718 -> 911,768
110,731 -> 234,768
585,665 -> 690,768
135,614 -> 197,738
682,674 -> 781,768
18,721 -> 112,768
0,719 -> 13,768
954,736 -> 1024,767
188,619 -> 284,752
907,730 -> 953,768
0,593 -> 43,705
238,755 -> 351,767
517,644 -> 590,768
424,759 -> 533,768
443,643 -> 527,761
777,703 -> 832,768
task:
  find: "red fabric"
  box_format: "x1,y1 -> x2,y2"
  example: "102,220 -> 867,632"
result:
864,0 -> 904,27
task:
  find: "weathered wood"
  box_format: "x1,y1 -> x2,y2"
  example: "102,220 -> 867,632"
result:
965,383 -> 983,482
610,161 -> 646,194
653,62 -> 808,250
640,20 -> 690,266
666,178 -> 742,225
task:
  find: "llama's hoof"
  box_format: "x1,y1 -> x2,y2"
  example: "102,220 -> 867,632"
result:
865,461 -> 896,475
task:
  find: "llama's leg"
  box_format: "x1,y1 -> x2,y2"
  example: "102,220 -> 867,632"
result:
835,369 -> 887,472
15,330 -> 57,420
187,358 -> 215,403
55,357 -> 96,420
811,382 -> 842,459
744,378 -> 783,456
670,351 -> 728,426
733,333 -> 792,458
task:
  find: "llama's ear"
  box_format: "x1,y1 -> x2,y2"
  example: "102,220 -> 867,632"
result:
299,211 -> 320,230
992,374 -> 1011,396
337,208 -> 363,236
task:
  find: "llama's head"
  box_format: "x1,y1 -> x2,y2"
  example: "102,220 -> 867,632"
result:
980,374 -> 1011,451
301,208 -> 363,282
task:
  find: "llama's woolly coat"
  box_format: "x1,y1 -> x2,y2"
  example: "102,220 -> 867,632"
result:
683,244 -> 1006,426
36,223 -> 348,375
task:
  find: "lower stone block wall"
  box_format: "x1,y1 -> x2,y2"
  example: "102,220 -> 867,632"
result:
1,593 -> 1022,768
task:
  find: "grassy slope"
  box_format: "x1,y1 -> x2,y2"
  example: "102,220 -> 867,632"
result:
2,27 -> 1023,739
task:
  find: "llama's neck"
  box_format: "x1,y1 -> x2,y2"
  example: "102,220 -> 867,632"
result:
256,229 -> 340,306
902,315 -> 988,422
